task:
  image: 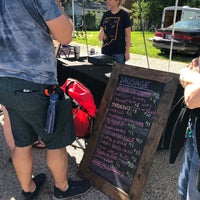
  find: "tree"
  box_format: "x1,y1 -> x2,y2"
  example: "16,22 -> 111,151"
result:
85,13 -> 97,30
62,0 -> 200,31
122,0 -> 134,9
130,0 -> 200,30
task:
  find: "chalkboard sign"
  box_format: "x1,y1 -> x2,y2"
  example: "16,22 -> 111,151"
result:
89,74 -> 165,192
79,64 -> 180,200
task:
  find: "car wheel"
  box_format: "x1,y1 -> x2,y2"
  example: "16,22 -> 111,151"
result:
160,49 -> 169,54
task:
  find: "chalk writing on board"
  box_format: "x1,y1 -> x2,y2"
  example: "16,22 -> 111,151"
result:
89,74 -> 165,192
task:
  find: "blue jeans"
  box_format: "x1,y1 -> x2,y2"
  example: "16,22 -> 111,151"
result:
112,54 -> 125,64
178,125 -> 200,200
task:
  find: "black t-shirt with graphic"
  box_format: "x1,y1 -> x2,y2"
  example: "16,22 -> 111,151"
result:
100,9 -> 131,55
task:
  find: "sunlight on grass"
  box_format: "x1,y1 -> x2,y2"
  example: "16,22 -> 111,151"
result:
73,31 -> 194,63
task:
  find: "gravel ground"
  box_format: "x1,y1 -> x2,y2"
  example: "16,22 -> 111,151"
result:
0,120 -> 183,200
0,43 -> 189,200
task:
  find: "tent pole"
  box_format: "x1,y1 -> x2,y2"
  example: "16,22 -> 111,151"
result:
168,0 -> 179,71
82,0 -> 89,56
138,0 -> 150,69
72,0 -> 75,33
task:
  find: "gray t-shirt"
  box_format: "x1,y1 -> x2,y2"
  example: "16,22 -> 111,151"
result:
0,0 -> 62,84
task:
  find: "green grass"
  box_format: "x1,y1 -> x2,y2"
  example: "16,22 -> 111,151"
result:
73,31 -> 195,63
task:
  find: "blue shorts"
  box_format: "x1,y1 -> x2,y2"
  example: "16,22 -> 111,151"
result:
0,77 -> 76,149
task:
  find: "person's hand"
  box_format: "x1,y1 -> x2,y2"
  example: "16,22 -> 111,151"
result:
125,50 -> 130,61
184,82 -> 200,109
98,29 -> 107,41
56,0 -> 62,4
56,0 -> 65,14
187,57 -> 200,72
180,67 -> 200,87
179,57 -> 200,88
56,0 -> 63,4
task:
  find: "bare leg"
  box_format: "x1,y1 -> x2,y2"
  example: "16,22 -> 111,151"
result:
47,148 -> 68,190
1,105 -> 44,152
12,145 -> 36,192
1,105 -> 15,154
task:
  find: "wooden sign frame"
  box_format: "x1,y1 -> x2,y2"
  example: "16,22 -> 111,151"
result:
78,64 -> 180,200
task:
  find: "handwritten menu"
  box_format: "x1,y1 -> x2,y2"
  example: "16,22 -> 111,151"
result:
89,74 -> 165,192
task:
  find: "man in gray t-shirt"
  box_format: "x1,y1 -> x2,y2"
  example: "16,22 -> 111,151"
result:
0,1 -> 92,199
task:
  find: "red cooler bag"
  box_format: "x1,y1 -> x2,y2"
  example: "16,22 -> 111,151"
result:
61,78 -> 96,138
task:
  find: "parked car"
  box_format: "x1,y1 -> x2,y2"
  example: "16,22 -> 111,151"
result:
152,19 -> 200,56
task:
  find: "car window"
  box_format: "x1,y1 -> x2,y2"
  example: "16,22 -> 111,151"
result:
168,20 -> 200,30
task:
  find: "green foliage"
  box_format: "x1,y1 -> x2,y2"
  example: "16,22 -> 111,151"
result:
131,1 -> 153,30
142,0 -> 200,6
62,0 -> 199,31
85,13 -> 97,31
131,0 -> 200,30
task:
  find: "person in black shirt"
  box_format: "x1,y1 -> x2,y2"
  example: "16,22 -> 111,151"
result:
98,0 -> 131,64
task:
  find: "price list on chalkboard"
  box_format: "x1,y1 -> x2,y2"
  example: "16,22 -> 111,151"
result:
89,74 -> 165,192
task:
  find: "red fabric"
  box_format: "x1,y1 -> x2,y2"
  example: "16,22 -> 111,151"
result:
61,78 -> 96,137
61,78 -> 96,117
72,108 -> 91,137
